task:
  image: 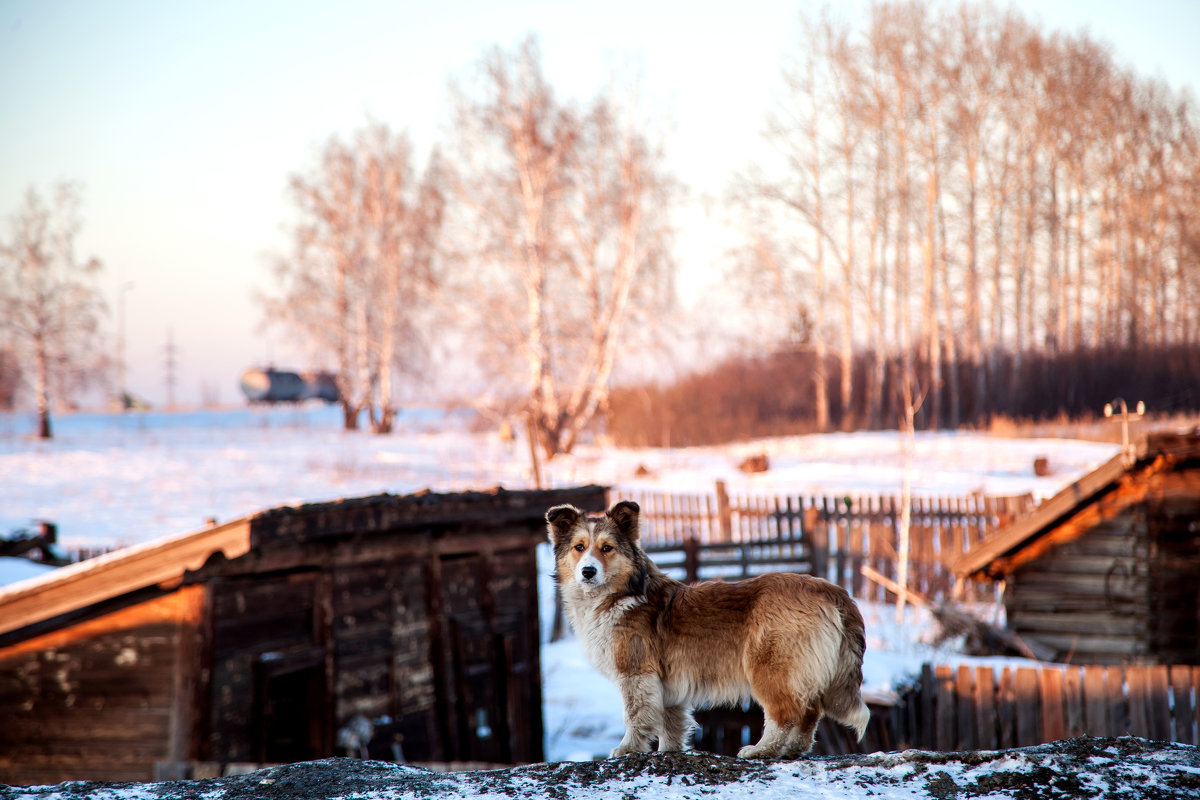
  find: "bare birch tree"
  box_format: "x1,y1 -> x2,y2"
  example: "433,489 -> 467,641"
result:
0,184 -> 105,439
732,0 -> 1200,430
449,37 -> 676,458
265,121 -> 444,432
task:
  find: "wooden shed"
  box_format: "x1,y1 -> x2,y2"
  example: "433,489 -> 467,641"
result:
954,430 -> 1200,665
0,485 -> 605,785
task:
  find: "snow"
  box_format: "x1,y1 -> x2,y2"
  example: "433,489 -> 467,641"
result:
0,556 -> 57,587
9,739 -> 1199,798
0,405 -> 1119,552
1,404 -> 1153,794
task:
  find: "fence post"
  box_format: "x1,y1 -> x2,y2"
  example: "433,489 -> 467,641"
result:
805,506 -> 827,580
684,536 -> 700,584
715,480 -> 732,542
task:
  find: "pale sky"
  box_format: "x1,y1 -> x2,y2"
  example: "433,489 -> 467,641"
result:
2,0 -> 1197,408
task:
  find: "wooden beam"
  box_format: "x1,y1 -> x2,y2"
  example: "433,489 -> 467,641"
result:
953,454 -> 1128,579
0,517 -> 250,638
0,587 -> 199,660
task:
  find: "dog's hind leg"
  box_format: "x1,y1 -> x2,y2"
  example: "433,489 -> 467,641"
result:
611,673 -> 665,757
781,706 -> 822,757
738,717 -> 791,759
739,674 -> 804,759
657,705 -> 694,752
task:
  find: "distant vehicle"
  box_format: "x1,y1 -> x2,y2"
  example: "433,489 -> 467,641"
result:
240,368 -> 340,404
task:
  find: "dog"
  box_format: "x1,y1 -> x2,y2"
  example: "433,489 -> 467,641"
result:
546,499 -> 870,759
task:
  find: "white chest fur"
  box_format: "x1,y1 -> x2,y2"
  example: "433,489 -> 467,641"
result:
563,591 -> 641,681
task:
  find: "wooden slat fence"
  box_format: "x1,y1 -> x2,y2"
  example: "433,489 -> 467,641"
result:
617,482 -> 1034,604
896,662 -> 1200,751
692,662 -> 1200,757
694,698 -> 899,757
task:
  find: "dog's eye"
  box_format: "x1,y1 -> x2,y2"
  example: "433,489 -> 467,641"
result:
601,544 -> 613,553
574,543 -> 585,552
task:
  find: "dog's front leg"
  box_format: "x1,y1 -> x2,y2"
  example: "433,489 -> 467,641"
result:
611,673 -> 664,757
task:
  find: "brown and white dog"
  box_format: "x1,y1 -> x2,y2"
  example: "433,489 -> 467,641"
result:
546,499 -> 870,759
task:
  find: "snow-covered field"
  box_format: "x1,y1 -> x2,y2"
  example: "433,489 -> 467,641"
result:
1,405 -> 1124,766
0,404 -> 1118,552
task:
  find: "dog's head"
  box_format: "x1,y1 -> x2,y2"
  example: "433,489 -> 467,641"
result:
546,500 -> 645,596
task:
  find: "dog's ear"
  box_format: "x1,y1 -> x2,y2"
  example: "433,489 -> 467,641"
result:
606,500 -> 641,541
546,504 -> 582,545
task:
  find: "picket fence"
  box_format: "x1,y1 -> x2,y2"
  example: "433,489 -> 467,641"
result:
615,482 -> 1035,604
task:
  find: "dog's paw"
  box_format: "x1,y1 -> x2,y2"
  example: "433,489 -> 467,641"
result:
610,739 -> 648,758
737,744 -> 781,760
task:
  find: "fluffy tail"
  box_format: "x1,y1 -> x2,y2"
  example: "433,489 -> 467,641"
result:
823,593 -> 871,740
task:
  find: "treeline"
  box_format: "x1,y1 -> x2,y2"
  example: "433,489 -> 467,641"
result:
735,1 -> 1200,433
606,344 -> 1200,448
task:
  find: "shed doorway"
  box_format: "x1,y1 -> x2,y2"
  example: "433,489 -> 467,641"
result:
257,647 -> 330,763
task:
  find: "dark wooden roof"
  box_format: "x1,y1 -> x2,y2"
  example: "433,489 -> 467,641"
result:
0,485 -> 607,640
954,430 -> 1200,580
250,485 -> 606,546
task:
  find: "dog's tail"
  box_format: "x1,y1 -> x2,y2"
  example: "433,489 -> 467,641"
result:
823,593 -> 871,741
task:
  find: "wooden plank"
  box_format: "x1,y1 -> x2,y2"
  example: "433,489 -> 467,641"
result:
1040,669 -> 1066,742
919,664 -> 936,750
1108,666 -> 1129,736
1171,665 -> 1195,745
1014,668 -> 1040,746
975,667 -> 997,750
1127,667 -> 1150,737
1005,632 -> 1140,660
956,665 -> 976,751
0,517 -> 252,638
1005,611 -> 1143,635
1083,665 -> 1109,737
997,667 -> 1016,749
1005,572 -> 1144,595
1063,667 -> 1085,738
934,665 -> 956,752
1193,667 -> 1200,747
1147,666 -> 1172,742
953,453 -> 1128,578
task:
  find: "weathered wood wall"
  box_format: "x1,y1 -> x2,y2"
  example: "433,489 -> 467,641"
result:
1005,512 -> 1147,664
198,499 -> 568,767
1006,470 -> 1200,665
204,573 -> 325,763
0,587 -> 203,785
1146,485 -> 1200,665
1,487 -> 604,785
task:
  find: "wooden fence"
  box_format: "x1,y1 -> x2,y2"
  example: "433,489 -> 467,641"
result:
897,662 -> 1200,751
617,483 -> 1034,604
692,662 -> 1200,757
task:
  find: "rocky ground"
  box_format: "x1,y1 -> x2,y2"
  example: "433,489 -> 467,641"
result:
3,737 -> 1199,800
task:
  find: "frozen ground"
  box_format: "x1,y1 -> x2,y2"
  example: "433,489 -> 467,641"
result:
0,405 -> 1130,769
5,737 -> 1198,798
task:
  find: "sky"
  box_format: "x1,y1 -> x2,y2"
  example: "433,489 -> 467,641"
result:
1,0 -> 1198,408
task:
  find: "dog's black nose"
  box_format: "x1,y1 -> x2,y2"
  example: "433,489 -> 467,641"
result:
581,565 -> 597,581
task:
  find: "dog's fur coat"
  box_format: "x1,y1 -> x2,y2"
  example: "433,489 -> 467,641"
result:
547,500 -> 870,759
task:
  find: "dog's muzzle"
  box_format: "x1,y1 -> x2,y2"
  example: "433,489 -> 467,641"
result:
580,565 -> 597,581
